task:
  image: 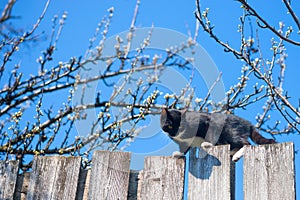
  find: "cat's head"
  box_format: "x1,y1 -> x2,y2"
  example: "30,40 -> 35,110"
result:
160,108 -> 183,137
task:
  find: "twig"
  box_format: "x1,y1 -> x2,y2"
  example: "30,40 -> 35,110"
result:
199,72 -> 222,111
0,0 -> 17,23
282,0 -> 300,31
238,0 -> 300,46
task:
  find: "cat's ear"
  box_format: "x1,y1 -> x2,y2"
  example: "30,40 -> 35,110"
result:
180,109 -> 187,117
161,108 -> 169,116
160,108 -> 169,126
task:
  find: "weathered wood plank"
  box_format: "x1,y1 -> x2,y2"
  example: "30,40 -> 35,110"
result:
88,151 -> 131,200
0,160 -> 19,200
26,156 -> 81,200
188,145 -> 234,200
244,142 -> 295,200
137,156 -> 185,200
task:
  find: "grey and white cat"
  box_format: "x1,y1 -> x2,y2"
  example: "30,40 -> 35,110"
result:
160,108 -> 276,161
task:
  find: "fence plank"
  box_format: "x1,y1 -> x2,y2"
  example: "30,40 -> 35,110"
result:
88,151 -> 131,200
0,160 -> 19,200
188,145 -> 234,200
244,142 -> 295,200
26,156 -> 81,200
137,156 -> 185,200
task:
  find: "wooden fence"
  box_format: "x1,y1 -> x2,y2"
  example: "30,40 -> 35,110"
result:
0,142 -> 295,200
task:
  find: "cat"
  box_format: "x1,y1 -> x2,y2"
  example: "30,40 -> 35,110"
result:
160,108 -> 276,161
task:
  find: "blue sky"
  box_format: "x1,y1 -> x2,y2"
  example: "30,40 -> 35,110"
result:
7,0 -> 300,199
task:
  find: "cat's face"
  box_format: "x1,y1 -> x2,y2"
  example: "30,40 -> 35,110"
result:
160,108 -> 181,137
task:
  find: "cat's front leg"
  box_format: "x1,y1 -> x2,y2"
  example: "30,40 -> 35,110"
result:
172,143 -> 190,158
200,141 -> 213,149
197,142 -> 212,158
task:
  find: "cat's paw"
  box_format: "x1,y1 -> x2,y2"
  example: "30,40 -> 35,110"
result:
201,141 -> 213,149
172,151 -> 185,158
232,154 -> 242,162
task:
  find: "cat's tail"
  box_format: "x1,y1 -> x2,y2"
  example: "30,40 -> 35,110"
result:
250,128 -> 276,145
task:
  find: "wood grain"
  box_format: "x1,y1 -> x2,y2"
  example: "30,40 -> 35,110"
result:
88,151 -> 131,200
244,142 -> 295,200
0,160 -> 19,200
188,145 -> 234,200
26,156 -> 81,200
137,156 -> 185,200
1,143 -> 294,200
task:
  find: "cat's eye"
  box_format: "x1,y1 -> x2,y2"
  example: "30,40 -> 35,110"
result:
168,125 -> 172,129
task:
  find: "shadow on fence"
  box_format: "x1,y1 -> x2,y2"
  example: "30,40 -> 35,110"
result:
0,142 -> 295,200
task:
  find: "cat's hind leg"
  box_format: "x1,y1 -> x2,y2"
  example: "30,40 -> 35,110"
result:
172,144 -> 191,158
172,151 -> 185,158
232,146 -> 246,162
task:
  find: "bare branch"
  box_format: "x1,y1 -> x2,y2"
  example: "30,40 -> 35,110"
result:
282,0 -> 300,31
0,0 -> 17,23
238,0 -> 300,46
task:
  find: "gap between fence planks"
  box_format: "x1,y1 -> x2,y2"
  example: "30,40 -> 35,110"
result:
0,142 -> 296,200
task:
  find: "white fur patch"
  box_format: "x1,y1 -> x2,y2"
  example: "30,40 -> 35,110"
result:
232,146 -> 245,162
172,151 -> 185,158
201,141 -> 213,149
